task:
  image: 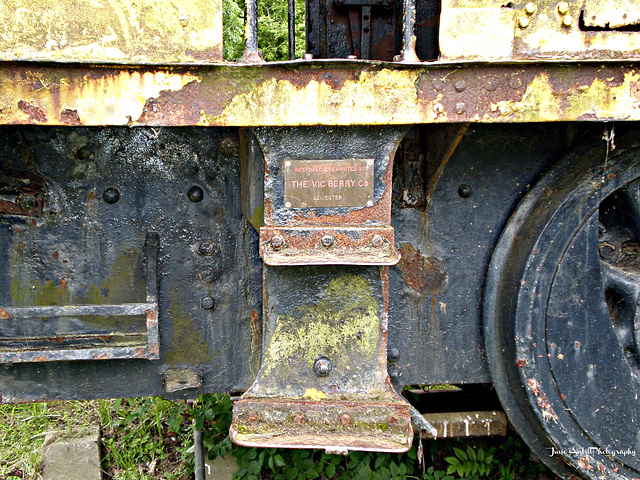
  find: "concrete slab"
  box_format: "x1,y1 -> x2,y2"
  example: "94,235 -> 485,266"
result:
205,453 -> 237,480
41,425 -> 102,480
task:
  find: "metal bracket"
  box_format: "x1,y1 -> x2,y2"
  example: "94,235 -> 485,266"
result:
232,126 -> 412,453
0,232 -> 159,363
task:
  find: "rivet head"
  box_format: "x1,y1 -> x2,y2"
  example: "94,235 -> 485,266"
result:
187,186 -> 204,203
599,243 -> 616,261
17,194 -> 37,210
220,137 -> 239,157
201,296 -> 215,310
102,187 -> 120,204
455,102 -> 466,114
458,184 -> 473,198
271,235 -> 285,250
388,347 -> 400,362
524,2 -> 537,14
199,267 -> 214,283
321,234 -> 334,247
509,77 -> 523,89
198,240 -> 215,256
372,235 -> 385,247
518,16 -> 530,28
314,356 -> 332,377
339,414 -> 351,426
557,1 -> 569,15
562,14 -> 573,26
454,80 -> 466,92
485,78 -> 497,91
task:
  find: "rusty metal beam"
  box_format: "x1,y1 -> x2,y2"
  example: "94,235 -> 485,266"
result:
1,61 -> 640,126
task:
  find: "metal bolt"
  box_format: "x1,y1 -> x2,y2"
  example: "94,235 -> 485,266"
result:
198,240 -> 215,256
199,267 -> 214,283
524,2 -> 537,14
220,137 -> 239,157
339,414 -> 351,426
187,186 -> 204,203
246,412 -> 258,423
485,78 -> 497,91
372,235 -> 384,247
458,184 -> 473,198
17,194 -> 37,210
562,14 -> 573,27
599,242 -> 616,261
271,235 -> 285,250
454,80 -> 466,92
388,347 -> 400,362
518,16 -> 530,28
557,1 -> 569,15
456,102 -> 466,114
509,77 -> 523,89
303,53 -> 314,60
388,365 -> 399,381
201,296 -> 215,310
102,187 -> 120,204
433,80 -> 443,91
321,234 -> 334,247
314,357 -> 332,377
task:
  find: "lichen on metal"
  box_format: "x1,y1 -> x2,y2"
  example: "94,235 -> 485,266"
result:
0,0 -> 222,63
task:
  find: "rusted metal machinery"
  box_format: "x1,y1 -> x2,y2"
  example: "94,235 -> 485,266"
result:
1,0 -> 640,478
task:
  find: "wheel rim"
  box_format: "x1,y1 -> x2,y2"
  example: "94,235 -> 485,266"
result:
485,137 -> 640,480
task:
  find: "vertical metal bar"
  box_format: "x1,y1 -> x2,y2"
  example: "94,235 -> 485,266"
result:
401,0 -> 420,62
361,6 -> 371,60
288,0 -> 296,59
194,421 -> 205,480
241,0 -> 263,62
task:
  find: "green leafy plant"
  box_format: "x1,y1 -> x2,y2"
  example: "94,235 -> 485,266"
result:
444,445 -> 493,479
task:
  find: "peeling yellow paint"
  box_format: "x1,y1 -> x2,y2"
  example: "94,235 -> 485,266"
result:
208,69 -> 425,126
303,388 -> 327,400
0,0 -> 222,63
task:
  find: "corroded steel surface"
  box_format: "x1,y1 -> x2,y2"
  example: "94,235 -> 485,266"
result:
441,0 -> 640,61
0,0 -> 222,63
420,411 -> 508,439
260,226 -> 399,265
1,62 -> 640,126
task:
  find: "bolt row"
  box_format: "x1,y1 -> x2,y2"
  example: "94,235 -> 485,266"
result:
270,234 -> 386,250
243,411 -> 400,428
519,2 -> 573,29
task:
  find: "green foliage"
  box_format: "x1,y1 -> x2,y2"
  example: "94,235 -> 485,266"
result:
222,0 -> 306,61
444,446 -> 494,479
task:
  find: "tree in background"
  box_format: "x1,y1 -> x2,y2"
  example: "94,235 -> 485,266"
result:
223,0 -> 306,61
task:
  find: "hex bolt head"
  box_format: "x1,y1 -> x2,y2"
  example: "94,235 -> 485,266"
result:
562,14 -> 573,27
201,296 -> 215,310
321,234 -> 334,248
557,1 -> 569,15
454,80 -> 466,92
220,137 -> 239,157
271,235 -> 285,250
187,186 -> 204,203
18,194 -> 37,210
198,240 -> 215,256
339,414 -> 351,426
372,235 -> 385,247
524,2 -> 537,14
599,242 -> 616,261
314,356 -> 332,377
199,267 -> 215,283
102,187 -> 120,204
518,16 -> 530,28
458,184 -> 473,198
388,347 -> 400,362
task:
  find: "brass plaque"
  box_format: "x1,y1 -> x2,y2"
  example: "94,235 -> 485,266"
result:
284,159 -> 374,208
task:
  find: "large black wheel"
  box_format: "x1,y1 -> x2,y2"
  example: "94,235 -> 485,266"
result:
485,134 -> 640,480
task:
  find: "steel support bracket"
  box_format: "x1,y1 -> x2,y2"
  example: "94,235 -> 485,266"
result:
231,126 -> 413,452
